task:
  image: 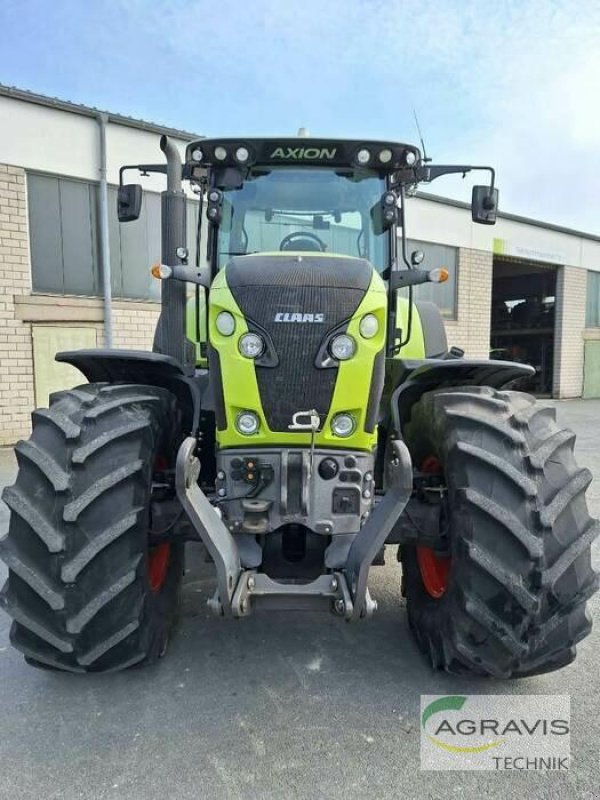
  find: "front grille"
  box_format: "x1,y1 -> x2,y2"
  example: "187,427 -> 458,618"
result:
226,255 -> 372,433
230,284 -> 365,431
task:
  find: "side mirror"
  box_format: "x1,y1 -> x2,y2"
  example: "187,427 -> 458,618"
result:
471,185 -> 498,225
117,184 -> 142,222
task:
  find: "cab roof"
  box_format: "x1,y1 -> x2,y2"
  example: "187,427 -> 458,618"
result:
185,137 -> 421,174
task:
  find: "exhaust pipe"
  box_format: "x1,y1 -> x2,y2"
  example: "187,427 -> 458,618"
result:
152,136 -> 194,372
160,134 -> 183,193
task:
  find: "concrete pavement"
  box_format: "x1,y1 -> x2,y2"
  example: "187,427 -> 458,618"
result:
0,400 -> 598,799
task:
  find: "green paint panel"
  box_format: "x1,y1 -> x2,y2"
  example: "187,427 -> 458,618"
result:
186,293 -> 208,367
583,340 -> 600,398
193,262 -> 429,449
210,268 -> 387,451
393,296 -> 426,359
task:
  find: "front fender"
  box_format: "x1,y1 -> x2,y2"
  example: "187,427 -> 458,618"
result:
390,357 -> 535,433
56,349 -> 209,436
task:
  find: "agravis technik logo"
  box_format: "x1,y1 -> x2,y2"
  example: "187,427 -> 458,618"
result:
420,695 -> 570,771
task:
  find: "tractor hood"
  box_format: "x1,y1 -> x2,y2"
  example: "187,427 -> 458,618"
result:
226,252 -> 373,290
208,254 -> 387,448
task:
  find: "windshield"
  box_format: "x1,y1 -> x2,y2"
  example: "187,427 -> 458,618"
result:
214,167 -> 389,271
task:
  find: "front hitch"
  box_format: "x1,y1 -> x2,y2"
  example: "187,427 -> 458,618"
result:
175,436 -> 412,619
175,437 -> 242,616
343,439 -> 413,619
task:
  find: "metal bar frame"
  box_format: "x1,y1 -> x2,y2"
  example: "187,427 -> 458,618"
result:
176,435 -> 413,620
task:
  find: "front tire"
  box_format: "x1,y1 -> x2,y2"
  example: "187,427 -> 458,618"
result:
401,387 -> 599,678
0,384 -> 184,673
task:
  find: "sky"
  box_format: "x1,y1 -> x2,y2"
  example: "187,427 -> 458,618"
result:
0,0 -> 598,232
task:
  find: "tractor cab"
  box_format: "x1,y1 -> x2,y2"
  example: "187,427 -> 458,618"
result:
187,137 -> 416,275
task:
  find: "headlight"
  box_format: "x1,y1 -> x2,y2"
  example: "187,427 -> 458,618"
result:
359,314 -> 379,339
239,332 -> 265,358
235,146 -> 250,163
331,413 -> 356,438
378,148 -> 393,164
191,148 -> 203,162
356,148 -> 371,165
236,411 -> 260,435
329,334 -> 356,361
404,150 -> 417,166
214,146 -> 228,161
216,311 -> 235,336
207,189 -> 223,204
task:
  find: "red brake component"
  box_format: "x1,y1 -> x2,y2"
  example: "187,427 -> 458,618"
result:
416,454 -> 451,599
416,546 -> 450,599
148,543 -> 171,592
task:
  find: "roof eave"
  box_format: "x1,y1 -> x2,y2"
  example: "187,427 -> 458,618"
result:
0,83 -> 201,141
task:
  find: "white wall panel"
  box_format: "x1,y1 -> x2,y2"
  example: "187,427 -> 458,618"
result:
1,92 -> 598,270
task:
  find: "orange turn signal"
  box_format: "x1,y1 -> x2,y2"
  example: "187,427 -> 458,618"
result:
151,263 -> 172,280
429,267 -> 449,283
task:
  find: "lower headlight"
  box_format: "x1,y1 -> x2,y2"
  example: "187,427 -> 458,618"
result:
239,332 -> 265,358
330,334 -> 356,361
331,413 -> 356,438
236,411 -> 260,435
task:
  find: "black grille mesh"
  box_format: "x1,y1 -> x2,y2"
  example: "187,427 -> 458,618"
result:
227,254 -> 372,290
230,283 -> 366,431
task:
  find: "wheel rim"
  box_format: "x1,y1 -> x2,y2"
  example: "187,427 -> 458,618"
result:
417,455 -> 451,599
148,542 -> 171,592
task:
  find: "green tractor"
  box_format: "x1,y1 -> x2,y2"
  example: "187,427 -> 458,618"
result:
1,136 -> 597,676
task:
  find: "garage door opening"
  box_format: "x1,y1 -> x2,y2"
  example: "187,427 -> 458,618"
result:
491,259 -> 557,396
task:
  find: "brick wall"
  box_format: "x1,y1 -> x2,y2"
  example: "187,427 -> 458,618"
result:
444,247 -> 493,359
553,264 -> 587,398
0,164 -> 35,446
0,162 -> 161,446
112,304 -> 160,349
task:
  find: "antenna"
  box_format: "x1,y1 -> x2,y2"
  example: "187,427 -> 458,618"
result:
412,109 -> 431,163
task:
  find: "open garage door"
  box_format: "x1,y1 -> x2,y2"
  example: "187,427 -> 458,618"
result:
491,259 -> 557,396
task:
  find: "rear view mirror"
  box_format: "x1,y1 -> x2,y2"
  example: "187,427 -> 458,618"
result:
117,184 -> 142,222
472,185 -> 498,225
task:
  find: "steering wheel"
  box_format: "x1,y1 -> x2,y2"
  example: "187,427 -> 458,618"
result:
279,231 -> 327,252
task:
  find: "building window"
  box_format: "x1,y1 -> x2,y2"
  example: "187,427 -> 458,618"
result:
586,271 -> 600,327
27,173 -> 198,301
28,173 -> 100,296
402,238 -> 458,318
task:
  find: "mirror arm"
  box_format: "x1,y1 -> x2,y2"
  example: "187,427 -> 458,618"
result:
386,184 -> 415,357
397,183 -> 411,271
417,164 -> 495,190
118,163 -> 169,187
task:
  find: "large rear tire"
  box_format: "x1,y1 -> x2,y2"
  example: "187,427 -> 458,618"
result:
401,387 -> 599,678
0,383 -> 184,673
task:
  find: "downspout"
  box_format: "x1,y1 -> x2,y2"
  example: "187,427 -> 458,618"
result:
97,112 -> 113,347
